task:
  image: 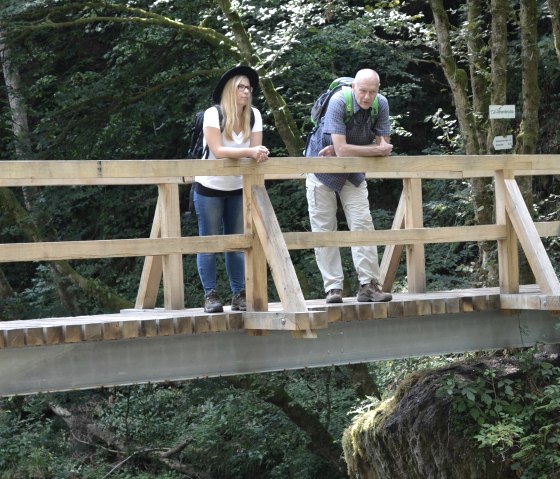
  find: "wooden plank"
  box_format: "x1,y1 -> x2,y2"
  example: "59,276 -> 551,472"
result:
64,325 -> 82,343
251,185 -> 316,339
0,235 -> 251,263
460,297 -> 474,312
373,302 -> 389,319
403,301 -> 420,317
380,189 -> 405,292
0,331 -> 4,348
282,224 -> 506,251
500,294 -> 560,310
495,171 -> 520,294
389,301 -> 404,318
157,317 -> 175,336
356,303 -> 374,321
141,319 -> 158,337
158,184 -> 185,309
6,329 -> 25,348
417,300 -> 432,316
0,177 -> 185,187
193,314 -> 227,334
102,322 -> 121,340
83,323 -> 103,341
445,298 -> 461,314
121,321 -> 140,339
2,156 -> 558,182
227,312 -> 244,330
503,179 -> 560,295
403,178 -> 426,293
535,220 -> 560,237
431,298 -> 447,315
136,198 -> 163,309
46,326 -> 64,345
25,328 -> 45,346
175,316 -> 193,335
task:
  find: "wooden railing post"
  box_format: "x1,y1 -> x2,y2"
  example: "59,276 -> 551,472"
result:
158,183 -> 185,309
243,173 -> 268,312
494,170 -> 520,293
403,178 -> 426,293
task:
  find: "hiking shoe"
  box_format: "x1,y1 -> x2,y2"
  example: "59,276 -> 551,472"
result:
231,289 -> 246,311
326,289 -> 343,304
357,279 -> 392,302
204,289 -> 223,313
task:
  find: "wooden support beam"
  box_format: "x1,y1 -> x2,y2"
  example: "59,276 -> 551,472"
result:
251,185 -> 316,338
380,187 -> 405,292
243,175 -> 268,313
503,178 -> 560,295
135,197 -> 163,309
243,174 -> 269,338
403,178 -> 426,293
494,171 -> 519,293
158,184 -> 185,309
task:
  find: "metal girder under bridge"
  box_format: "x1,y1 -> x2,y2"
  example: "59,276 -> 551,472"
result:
1,308 -> 559,397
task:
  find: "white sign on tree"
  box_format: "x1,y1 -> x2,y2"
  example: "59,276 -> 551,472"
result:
489,105 -> 516,119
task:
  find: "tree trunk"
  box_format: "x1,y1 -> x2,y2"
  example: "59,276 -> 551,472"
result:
488,0 -> 510,151
227,376 -> 346,475
0,267 -> 14,298
429,0 -> 480,155
346,363 -> 382,400
49,403 -> 212,478
215,0 -> 305,156
1,23 -> 133,313
467,0 -> 490,152
548,0 -> 560,61
429,0 -> 497,284
514,0 -> 541,285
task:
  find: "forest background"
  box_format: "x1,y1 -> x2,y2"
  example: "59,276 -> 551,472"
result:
0,0 -> 559,478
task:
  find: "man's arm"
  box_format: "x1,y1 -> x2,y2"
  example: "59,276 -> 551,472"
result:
330,133 -> 393,157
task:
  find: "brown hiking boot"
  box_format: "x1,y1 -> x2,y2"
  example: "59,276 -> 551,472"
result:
231,289 -> 246,311
204,289 -> 223,313
326,289 -> 343,304
357,279 -> 392,302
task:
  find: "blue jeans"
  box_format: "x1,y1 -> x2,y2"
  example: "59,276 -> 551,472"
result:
194,190 -> 245,295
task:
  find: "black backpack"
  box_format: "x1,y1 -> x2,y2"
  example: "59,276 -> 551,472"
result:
304,77 -> 379,156
185,106 -> 256,218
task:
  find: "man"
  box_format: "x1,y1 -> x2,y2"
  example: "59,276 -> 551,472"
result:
305,69 -> 393,304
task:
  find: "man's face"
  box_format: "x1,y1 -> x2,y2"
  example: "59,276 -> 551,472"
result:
352,78 -> 379,110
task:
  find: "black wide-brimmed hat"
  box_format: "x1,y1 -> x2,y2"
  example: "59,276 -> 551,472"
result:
212,65 -> 259,104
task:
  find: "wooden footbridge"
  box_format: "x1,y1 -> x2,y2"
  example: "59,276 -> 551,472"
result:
1,155 -> 559,396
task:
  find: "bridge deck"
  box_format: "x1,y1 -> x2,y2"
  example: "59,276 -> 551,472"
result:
1,285 -> 558,349
1,285 -> 559,397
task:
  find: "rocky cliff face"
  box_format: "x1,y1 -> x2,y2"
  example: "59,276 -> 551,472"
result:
341,356 -> 543,479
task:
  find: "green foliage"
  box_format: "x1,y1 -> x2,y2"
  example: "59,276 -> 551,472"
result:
436,352 -> 560,479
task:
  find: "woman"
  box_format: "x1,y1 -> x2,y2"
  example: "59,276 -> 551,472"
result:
194,65 -> 269,313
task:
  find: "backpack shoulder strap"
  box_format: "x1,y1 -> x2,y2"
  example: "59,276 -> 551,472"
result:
341,86 -> 354,124
201,105 -> 222,159
370,96 -> 379,126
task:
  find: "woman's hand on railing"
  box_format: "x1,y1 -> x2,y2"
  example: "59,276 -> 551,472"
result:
251,145 -> 269,163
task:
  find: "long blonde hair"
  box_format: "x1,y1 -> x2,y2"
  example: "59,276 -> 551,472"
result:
219,75 -> 253,142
